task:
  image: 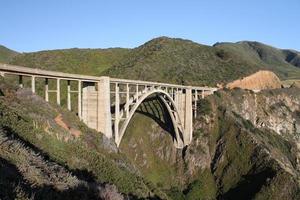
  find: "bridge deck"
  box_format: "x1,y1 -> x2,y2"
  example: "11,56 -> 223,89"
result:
0,63 -> 217,91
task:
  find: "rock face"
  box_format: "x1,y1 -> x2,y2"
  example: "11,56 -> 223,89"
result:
181,88 -> 300,199
226,70 -> 282,90
121,87 -> 300,199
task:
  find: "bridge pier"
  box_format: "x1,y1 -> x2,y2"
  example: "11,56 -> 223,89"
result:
31,76 -> 36,93
97,77 -> 112,138
174,88 -> 193,146
19,75 -> 23,88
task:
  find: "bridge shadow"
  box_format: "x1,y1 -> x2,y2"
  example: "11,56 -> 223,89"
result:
135,95 -> 176,139
110,94 -> 177,140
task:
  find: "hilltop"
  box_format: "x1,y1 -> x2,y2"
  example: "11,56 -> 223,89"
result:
1,36 -> 299,86
0,45 -> 18,63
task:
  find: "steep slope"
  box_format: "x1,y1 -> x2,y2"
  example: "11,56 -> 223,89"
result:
0,77 -> 167,199
0,45 -> 18,63
10,48 -> 130,75
214,41 -> 300,79
119,87 -> 300,199
226,70 -> 282,90
1,73 -> 300,199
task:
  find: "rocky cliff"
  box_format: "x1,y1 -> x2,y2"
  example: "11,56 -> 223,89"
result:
120,87 -> 300,199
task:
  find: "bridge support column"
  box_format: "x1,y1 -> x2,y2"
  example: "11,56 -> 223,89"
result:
67,80 -> 71,111
45,78 -> 49,102
82,82 -> 98,130
19,75 -> 23,88
184,88 -> 193,145
78,81 -> 82,119
31,76 -> 35,93
97,77 -> 112,138
114,83 -> 120,144
57,79 -> 61,105
174,88 -> 193,146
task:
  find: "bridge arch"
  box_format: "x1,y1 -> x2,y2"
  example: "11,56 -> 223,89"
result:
116,89 -> 185,148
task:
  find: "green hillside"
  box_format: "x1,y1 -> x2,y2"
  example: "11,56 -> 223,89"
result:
105,37 -> 300,85
10,48 -> 130,75
214,41 -> 300,79
0,45 -> 18,63
3,36 -> 300,86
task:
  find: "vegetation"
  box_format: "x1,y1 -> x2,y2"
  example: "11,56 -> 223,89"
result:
0,78 -> 164,199
2,36 -> 300,87
1,37 -> 300,199
0,45 -> 18,63
10,48 -> 130,75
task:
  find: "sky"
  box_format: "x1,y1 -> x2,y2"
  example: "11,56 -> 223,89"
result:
1,0 -> 300,52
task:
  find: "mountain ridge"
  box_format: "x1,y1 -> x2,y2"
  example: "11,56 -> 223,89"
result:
1,36 -> 300,86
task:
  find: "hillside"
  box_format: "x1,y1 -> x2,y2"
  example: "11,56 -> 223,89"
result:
2,37 -> 300,86
1,75 -> 300,199
214,41 -> 300,79
0,45 -> 18,63
10,48 -> 130,75
105,37 -> 300,85
0,77 -> 167,199
120,87 -> 300,200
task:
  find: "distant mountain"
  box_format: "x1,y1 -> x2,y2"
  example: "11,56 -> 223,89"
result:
214,41 -> 300,79
0,45 -> 18,63
2,37 -> 300,86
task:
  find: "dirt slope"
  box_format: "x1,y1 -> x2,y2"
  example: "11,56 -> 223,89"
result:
226,70 -> 282,90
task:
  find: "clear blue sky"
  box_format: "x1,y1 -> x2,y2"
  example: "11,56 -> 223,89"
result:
1,0 -> 299,52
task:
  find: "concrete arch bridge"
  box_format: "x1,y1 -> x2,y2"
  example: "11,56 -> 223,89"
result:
0,64 -> 217,148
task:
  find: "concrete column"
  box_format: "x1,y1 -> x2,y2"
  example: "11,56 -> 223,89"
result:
114,83 -> 120,144
97,77 -> 112,138
135,84 -> 139,100
31,76 -> 35,93
126,83 -> 129,118
78,81 -> 82,119
184,88 -> 193,144
201,90 -> 204,99
45,78 -> 49,102
82,82 -> 97,127
19,75 -> 23,88
194,90 -> 198,118
177,89 -> 185,126
56,79 -> 60,105
67,80 -> 71,111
